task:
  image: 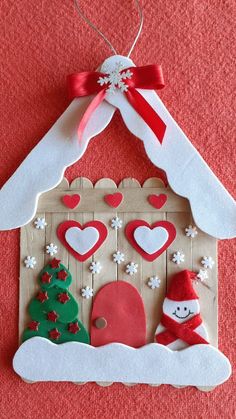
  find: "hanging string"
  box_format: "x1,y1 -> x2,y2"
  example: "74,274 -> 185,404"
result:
74,0 -> 143,57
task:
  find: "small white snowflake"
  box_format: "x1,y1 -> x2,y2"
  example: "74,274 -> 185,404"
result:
98,62 -> 133,94
196,269 -> 208,282
126,262 -> 138,276
34,217 -> 47,230
111,216 -> 123,230
201,256 -> 215,269
172,251 -> 185,265
89,261 -> 102,274
24,256 -> 37,269
148,276 -> 161,290
185,225 -> 198,238
81,286 -> 93,299
46,243 -> 58,256
113,251 -> 125,264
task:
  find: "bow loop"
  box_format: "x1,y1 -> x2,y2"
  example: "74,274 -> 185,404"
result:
68,63 -> 167,143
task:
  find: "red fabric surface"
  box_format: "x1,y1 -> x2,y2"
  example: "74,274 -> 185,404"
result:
0,0 -> 235,418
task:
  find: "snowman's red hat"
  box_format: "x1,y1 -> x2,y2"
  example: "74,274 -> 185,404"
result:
166,270 -> 198,301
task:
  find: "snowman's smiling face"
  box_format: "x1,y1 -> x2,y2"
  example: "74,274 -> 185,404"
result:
163,298 -> 200,323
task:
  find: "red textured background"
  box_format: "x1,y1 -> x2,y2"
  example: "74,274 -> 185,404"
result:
0,1 -> 235,417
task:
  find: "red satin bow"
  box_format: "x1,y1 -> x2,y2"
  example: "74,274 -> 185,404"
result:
67,64 -> 166,143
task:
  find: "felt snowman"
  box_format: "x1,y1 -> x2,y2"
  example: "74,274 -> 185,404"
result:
155,270 -> 209,350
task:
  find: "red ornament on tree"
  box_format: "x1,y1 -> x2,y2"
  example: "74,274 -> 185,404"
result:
57,292 -> 70,304
50,258 -> 61,269
49,328 -> 61,340
41,272 -> 52,284
57,270 -> 68,281
68,321 -> 80,334
47,311 -> 59,322
36,291 -> 48,303
28,320 -> 40,331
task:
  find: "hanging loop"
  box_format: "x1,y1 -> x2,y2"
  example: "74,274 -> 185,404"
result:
74,0 -> 143,58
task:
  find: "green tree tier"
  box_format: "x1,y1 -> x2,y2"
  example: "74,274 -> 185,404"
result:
23,258 -> 90,344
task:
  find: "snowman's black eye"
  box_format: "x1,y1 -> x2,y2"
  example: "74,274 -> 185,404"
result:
184,307 -> 187,311
177,307 -> 180,311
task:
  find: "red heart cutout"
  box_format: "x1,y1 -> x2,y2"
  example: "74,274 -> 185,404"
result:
62,194 -> 81,209
57,221 -> 108,262
104,192 -> 123,208
125,220 -> 176,261
148,194 -> 167,209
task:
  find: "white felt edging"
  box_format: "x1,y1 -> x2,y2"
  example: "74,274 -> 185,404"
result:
13,337 -> 231,386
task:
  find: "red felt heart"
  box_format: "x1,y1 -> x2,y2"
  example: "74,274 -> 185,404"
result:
125,220 -> 176,262
57,220 -> 108,262
62,194 -> 81,209
104,192 -> 123,208
148,194 -> 167,209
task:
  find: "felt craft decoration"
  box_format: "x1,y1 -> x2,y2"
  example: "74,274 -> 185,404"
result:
57,220 -> 108,262
148,193 -> 167,209
155,270 -> 209,351
104,192 -> 123,208
91,281 -> 146,348
62,194 -> 81,209
23,259 -> 90,345
0,54 -> 235,239
125,220 -> 176,261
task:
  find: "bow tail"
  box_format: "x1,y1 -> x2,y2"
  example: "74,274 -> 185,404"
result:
78,89 -> 107,141
125,87 -> 166,144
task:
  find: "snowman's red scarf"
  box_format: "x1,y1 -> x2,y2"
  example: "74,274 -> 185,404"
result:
155,313 -> 209,346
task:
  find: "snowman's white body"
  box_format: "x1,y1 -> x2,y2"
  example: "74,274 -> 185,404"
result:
155,298 -> 209,351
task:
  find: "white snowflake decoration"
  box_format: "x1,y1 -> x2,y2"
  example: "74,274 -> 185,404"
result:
34,217 -> 47,230
113,251 -> 125,264
201,256 -> 215,269
24,256 -> 37,269
148,276 -> 161,290
111,216 -> 123,230
185,225 -> 198,238
81,286 -> 93,299
98,62 -> 133,94
46,243 -> 58,256
172,251 -> 185,265
126,262 -> 138,276
89,261 -> 102,274
196,269 -> 208,282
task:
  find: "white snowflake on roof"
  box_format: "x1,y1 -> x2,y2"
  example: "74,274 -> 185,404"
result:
113,251 -> 125,264
148,276 -> 161,290
111,216 -> 123,230
81,286 -> 93,299
24,256 -> 37,269
185,225 -> 198,238
46,243 -> 58,256
196,269 -> 208,282
172,251 -> 185,265
126,262 -> 138,276
98,62 -> 133,94
34,217 -> 47,230
201,256 -> 215,269
89,261 -> 102,274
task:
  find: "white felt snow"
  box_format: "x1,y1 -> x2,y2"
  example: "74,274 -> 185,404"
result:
0,55 -> 235,238
13,337 -> 231,386
81,286 -> 93,299
65,226 -> 99,255
24,256 -> 37,269
89,261 -> 102,274
134,226 -> 169,254
126,262 -> 138,275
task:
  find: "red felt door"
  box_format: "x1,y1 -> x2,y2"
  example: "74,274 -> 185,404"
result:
91,281 -> 146,348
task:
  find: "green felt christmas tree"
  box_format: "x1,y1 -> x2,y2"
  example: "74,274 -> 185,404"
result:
23,258 -> 90,344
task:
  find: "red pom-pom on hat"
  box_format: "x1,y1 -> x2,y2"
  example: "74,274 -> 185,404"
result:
166,270 -> 198,301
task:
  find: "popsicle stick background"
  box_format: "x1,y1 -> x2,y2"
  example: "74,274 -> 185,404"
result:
19,177 -> 218,386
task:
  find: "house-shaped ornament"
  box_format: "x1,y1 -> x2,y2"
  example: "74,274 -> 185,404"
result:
0,56 -> 235,389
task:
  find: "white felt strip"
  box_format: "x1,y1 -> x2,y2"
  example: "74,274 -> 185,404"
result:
0,97 -> 115,230
13,337 -> 231,386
